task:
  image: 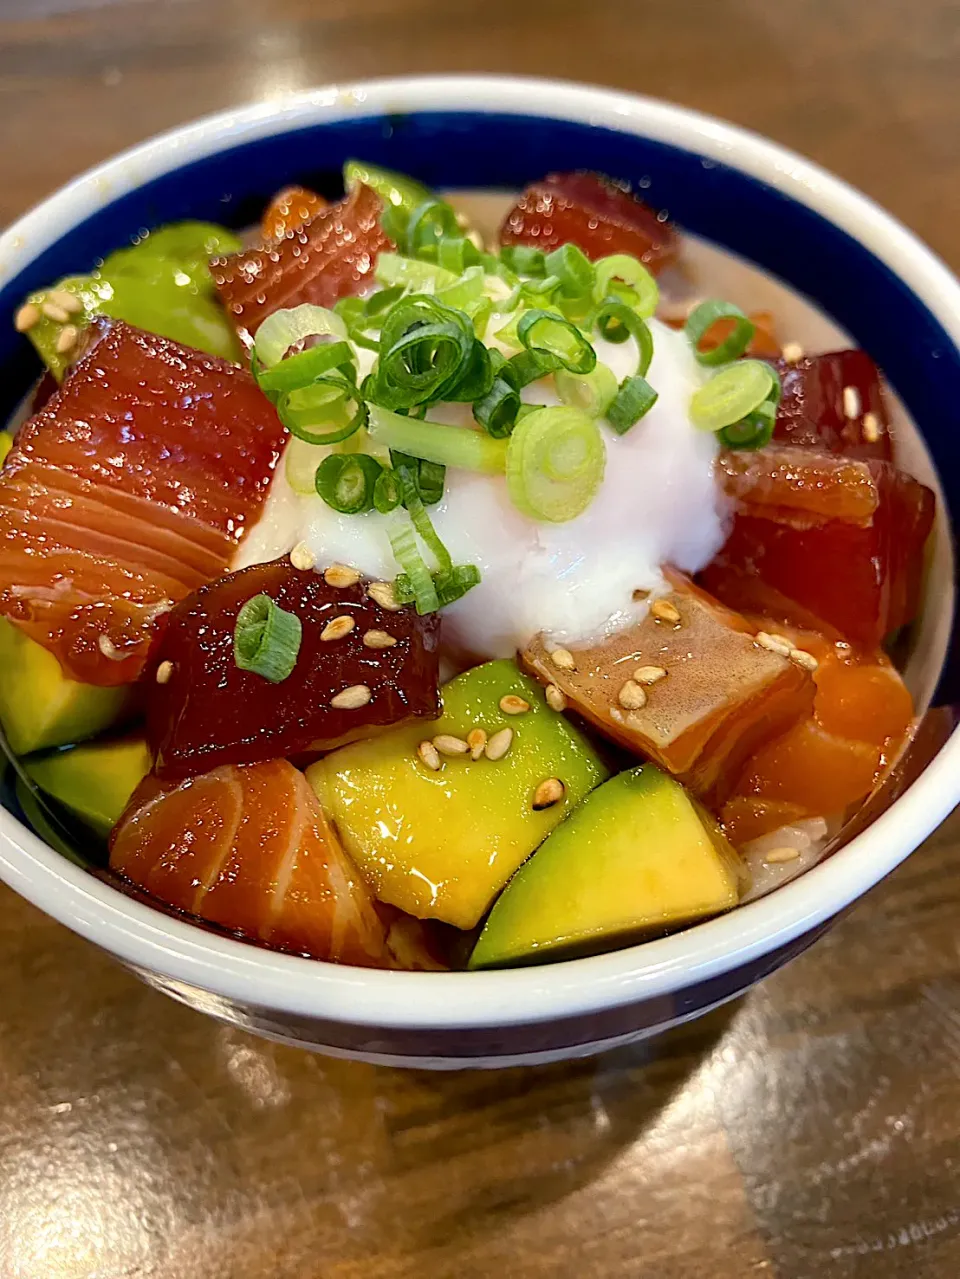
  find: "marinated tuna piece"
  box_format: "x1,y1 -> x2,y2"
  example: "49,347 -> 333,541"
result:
521,574 -> 814,802
704,460 -> 935,647
146,557 -> 441,779
666,309 -> 781,359
717,446 -> 880,525
110,758 -> 394,966
499,171 -> 678,270
774,350 -> 892,460
212,183 -> 392,344
0,320 -> 286,686
261,185 -> 328,241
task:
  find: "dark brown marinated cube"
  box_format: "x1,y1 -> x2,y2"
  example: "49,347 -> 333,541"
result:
521,574 -> 814,803
145,558 -> 441,779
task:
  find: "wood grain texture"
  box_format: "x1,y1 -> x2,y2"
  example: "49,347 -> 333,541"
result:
1,1 -> 959,1275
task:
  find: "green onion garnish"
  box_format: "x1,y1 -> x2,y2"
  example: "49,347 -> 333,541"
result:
233,594 -> 302,683
256,338 -> 355,395
315,453 -> 384,514
405,199 -> 462,259
373,468 -> 402,513
277,374 -> 367,446
718,400 -> 777,450
367,404 -> 507,473
517,309 -> 597,375
474,352 -> 522,438
689,360 -> 778,433
592,299 -> 654,376
593,254 -> 659,317
607,376 -> 659,434
685,300 -> 756,366
544,243 -> 595,299
368,295 -> 491,411
389,450 -> 446,507
388,516 -> 439,614
506,405 -> 606,523
253,303 -> 347,369
506,347 -> 563,389
374,252 -> 459,292
396,563 -> 481,608
555,363 -> 619,418
500,245 -> 547,277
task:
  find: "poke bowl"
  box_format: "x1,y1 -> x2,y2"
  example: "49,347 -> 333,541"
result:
0,75 -> 956,1068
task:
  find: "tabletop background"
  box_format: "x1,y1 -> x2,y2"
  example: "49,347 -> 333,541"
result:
1,2 -> 959,1275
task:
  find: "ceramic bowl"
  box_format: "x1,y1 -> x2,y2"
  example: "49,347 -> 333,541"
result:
0,75 -> 956,1068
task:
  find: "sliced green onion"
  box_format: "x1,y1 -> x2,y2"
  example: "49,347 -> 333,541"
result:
406,200 -> 461,259
395,563 -> 481,608
685,300 -> 756,366
518,309 -> 597,375
436,265 -> 485,311
373,468 -> 402,513
607,376 -> 659,435
253,304 -> 346,369
593,254 -> 659,317
500,245 -> 547,277
257,339 -> 355,395
555,363 -> 619,418
315,453 -> 383,514
417,458 -> 446,505
506,405 -> 605,523
284,437 -> 323,495
474,372 -> 522,438
367,404 -> 507,473
717,373 -> 781,450
334,286 -> 404,351
388,516 -> 438,614
544,243 -> 594,299
506,347 -> 563,388
369,295 -> 485,410
234,594 -> 302,683
689,360 -> 777,433
397,473 -> 453,573
277,374 -> 367,445
592,299 -> 654,375
374,252 -> 459,292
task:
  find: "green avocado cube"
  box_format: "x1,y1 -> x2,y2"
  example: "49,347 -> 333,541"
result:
24,734 -> 151,838
470,764 -> 748,969
306,659 -> 609,930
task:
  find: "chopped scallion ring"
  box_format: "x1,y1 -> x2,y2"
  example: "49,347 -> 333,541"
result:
689,360 -> 777,433
506,405 -> 606,523
388,515 -> 439,614
234,594 -> 302,683
374,252 -> 459,292
544,243 -> 595,299
315,453 -> 384,514
277,374 -> 367,446
607,376 -> 659,435
373,468 -> 402,513
256,338 -> 355,396
555,363 -> 619,418
253,304 -> 347,369
500,245 -> 548,277
592,299 -> 654,374
685,300 -> 756,366
367,404 -> 508,473
517,309 -> 597,375
593,254 -> 659,318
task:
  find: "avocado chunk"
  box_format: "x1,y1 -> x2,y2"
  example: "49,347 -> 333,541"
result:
306,660 -> 608,930
25,735 -> 151,838
0,620 -> 133,756
469,764 -> 748,969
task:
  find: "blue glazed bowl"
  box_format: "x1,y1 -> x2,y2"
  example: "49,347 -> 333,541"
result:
0,76 -> 956,1068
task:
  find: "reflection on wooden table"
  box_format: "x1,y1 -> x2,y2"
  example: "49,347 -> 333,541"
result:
1,1 -> 959,1275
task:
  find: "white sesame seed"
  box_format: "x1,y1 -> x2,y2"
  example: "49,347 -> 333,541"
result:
155,659 -> 174,685
289,541 -> 316,571
634,664 -> 667,685
41,301 -> 71,324
550,647 -> 576,670
764,846 -> 801,865
47,289 -> 83,315
618,679 -> 647,710
14,303 -> 40,333
324,563 -> 360,588
433,733 -> 469,756
484,727 -> 514,761
367,580 -> 402,611
499,694 -> 530,715
610,707 -> 625,724
842,385 -> 862,420
362,629 -> 398,649
862,411 -> 880,444
781,341 -> 805,363
55,324 -> 78,354
467,728 -> 487,760
545,684 -> 566,712
650,598 -> 681,624
790,647 -> 819,672
532,777 -> 565,810
330,683 -> 371,710
756,631 -> 793,657
320,614 -> 355,642
417,740 -> 441,771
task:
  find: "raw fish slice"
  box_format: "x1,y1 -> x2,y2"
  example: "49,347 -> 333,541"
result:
261,186 -> 328,241
212,183 -> 392,344
773,350 -> 892,460
0,320 -> 286,685
110,759 -> 394,967
717,447 -> 880,525
499,171 -> 678,270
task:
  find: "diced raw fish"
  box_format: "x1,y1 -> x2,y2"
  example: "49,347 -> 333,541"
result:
212,183 -> 392,344
521,572 -> 814,803
499,171 -> 678,270
774,350 -> 892,460
704,458 -> 934,647
717,446 -> 879,525
110,758 -> 395,966
261,185 -> 328,241
146,558 -> 441,779
0,320 -> 286,685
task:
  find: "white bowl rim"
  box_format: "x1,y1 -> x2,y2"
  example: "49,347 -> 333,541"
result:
0,73 -> 957,1031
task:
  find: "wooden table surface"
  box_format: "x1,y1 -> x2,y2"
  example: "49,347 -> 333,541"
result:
2,2 -> 960,1275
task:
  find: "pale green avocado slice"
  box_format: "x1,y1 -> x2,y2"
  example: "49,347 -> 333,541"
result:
307,659 -> 609,930
469,764 -> 749,969
0,619 -> 133,756
24,735 -> 151,839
